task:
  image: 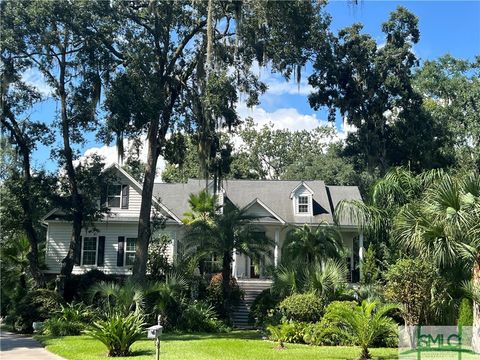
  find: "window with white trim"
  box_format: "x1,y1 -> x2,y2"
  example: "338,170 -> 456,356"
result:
297,196 -> 309,214
107,184 -> 122,208
125,237 -> 136,266
82,236 -> 97,265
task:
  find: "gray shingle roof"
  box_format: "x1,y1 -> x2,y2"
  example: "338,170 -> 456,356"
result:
153,179 -> 362,226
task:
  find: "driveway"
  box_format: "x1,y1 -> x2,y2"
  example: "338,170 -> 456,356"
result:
0,330 -> 65,359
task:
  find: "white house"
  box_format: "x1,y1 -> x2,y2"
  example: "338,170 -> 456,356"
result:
43,164 -> 364,282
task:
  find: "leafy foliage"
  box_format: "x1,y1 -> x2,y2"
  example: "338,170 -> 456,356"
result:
88,280 -> 145,316
385,258 -> 437,325
414,55 -> 480,170
183,191 -> 272,315
303,301 -> 357,346
282,223 -> 343,267
179,301 -> 228,333
86,312 -> 145,357
249,289 -> 280,327
43,317 -> 82,337
361,246 -> 381,285
309,6 -> 449,175
206,273 -> 243,318
457,298 -> 473,327
147,234 -> 174,279
9,289 -> 63,333
327,300 -> 398,360
272,260 -> 348,300
278,293 -> 325,323
267,322 -> 309,347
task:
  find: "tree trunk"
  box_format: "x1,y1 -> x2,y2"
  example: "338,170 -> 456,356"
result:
359,346 -> 372,360
222,250 -> 233,316
2,106 -> 46,288
20,137 -> 45,287
58,44 -> 84,280
472,255 -> 480,353
132,119 -> 160,283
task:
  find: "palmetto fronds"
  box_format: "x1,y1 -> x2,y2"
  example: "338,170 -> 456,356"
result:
328,300 -> 398,360
393,172 -> 480,268
272,259 -> 347,300
183,194 -> 273,267
282,223 -> 343,267
88,280 -> 145,315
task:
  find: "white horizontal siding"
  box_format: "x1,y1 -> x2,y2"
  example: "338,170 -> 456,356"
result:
107,172 -> 143,218
45,222 -> 181,275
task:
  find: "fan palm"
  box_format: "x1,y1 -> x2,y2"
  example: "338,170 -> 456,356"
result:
334,167 -> 444,277
272,259 -> 347,300
183,193 -> 274,310
329,300 -> 398,360
282,223 -> 343,267
394,172 -> 480,351
182,190 -> 220,225
335,168 -> 432,235
88,280 -> 145,315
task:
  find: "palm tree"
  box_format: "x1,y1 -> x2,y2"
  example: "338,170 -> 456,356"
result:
334,167 -> 445,278
329,300 -> 398,360
282,223 -> 343,267
182,190 -> 220,225
394,172 -> 480,351
272,259 -> 348,300
89,280 -> 145,315
183,193 -> 274,311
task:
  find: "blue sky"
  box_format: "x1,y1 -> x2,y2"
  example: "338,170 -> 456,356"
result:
26,1 -> 480,172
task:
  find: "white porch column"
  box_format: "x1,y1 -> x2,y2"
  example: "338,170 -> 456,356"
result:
232,249 -> 237,278
274,228 -> 280,267
359,232 -> 365,280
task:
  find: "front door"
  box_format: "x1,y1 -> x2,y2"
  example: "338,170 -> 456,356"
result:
250,257 -> 261,278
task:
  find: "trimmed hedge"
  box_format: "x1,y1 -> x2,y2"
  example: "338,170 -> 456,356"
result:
278,293 -> 324,323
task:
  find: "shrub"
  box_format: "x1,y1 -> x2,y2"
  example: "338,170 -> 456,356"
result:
385,258 -> 436,325
303,301 -> 357,346
267,322 -> 308,345
43,317 -> 83,336
57,302 -> 95,323
206,273 -> 243,318
327,300 -> 398,360
278,293 -> 324,323
458,298 -> 473,326
12,289 -> 63,333
179,301 -> 229,333
147,234 -> 173,279
360,246 -> 381,285
86,312 -> 145,357
249,289 -> 280,327
64,269 -> 117,302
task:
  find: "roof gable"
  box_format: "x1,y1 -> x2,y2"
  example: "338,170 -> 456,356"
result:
242,198 -> 286,224
289,182 -> 314,199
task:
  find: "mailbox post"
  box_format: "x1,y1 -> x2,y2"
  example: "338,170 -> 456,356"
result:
147,315 -> 163,360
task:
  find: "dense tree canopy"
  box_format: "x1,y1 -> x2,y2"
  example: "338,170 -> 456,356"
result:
309,6 -> 451,175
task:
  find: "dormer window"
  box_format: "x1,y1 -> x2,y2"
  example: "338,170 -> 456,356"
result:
291,182 -> 314,216
298,196 -> 309,213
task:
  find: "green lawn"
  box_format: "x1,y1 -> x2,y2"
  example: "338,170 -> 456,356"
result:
35,330 -> 398,360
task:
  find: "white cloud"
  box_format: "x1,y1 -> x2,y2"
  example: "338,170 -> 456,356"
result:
79,140 -> 166,182
21,68 -> 53,96
252,63 -> 313,96
237,103 -> 329,131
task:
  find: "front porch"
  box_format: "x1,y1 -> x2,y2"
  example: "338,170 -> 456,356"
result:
230,224 -> 364,283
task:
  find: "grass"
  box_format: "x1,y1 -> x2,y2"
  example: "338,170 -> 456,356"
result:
35,330 -> 399,360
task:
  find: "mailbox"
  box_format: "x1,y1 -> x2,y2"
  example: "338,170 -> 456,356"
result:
147,325 -> 163,339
